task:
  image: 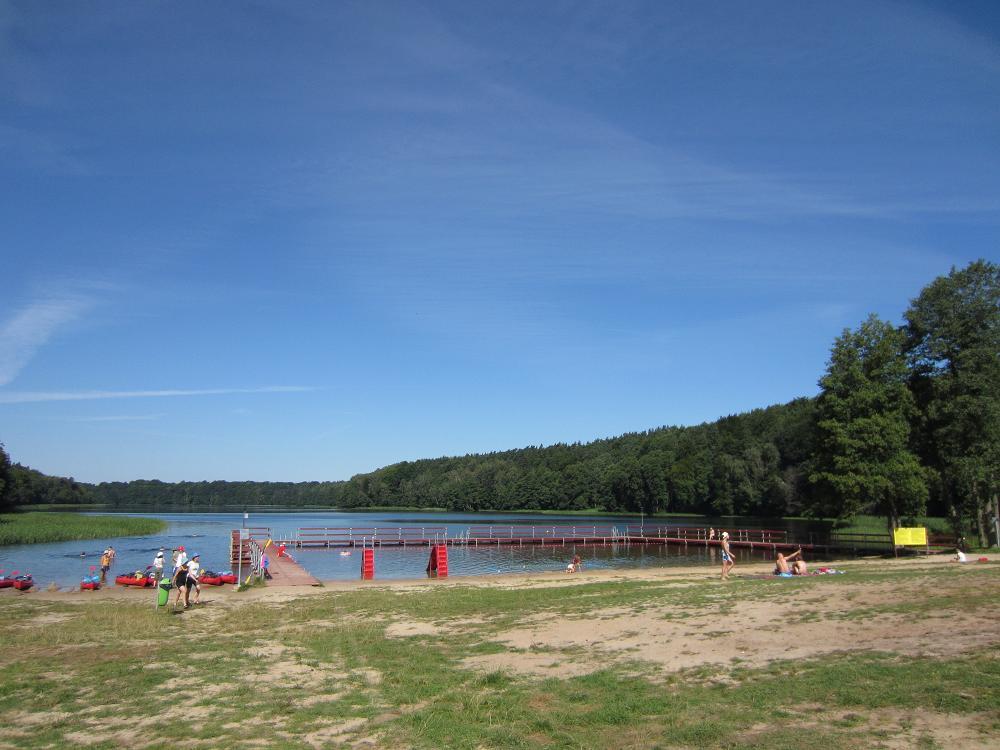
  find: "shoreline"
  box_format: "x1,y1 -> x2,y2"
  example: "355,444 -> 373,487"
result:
13,551 -> 991,603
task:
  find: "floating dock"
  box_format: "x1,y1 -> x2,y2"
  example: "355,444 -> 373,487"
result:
266,524 -> 894,554
227,524 -> 924,584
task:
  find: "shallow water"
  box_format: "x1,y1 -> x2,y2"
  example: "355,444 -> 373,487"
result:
0,510 -> 832,587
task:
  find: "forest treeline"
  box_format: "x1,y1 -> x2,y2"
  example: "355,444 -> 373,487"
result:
0,456 -> 91,510
1,400 -> 820,517
2,261 -> 997,545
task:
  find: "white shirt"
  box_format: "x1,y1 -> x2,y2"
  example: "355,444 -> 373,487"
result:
153,553 -> 164,570
187,559 -> 201,580
175,551 -> 188,569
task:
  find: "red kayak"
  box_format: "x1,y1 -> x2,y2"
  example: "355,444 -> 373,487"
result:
0,579 -> 12,589
80,581 -> 101,591
13,576 -> 33,591
219,574 -> 237,584
199,575 -> 224,586
115,574 -> 154,587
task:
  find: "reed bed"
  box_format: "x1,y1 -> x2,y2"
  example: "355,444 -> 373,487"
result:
0,512 -> 166,545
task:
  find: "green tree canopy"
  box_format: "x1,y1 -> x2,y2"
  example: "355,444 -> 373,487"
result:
809,314 -> 927,531
0,442 -> 12,511
905,259 -> 1000,546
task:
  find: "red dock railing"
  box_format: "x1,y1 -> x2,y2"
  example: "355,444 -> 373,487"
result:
272,524 -> 851,552
293,527 -> 449,547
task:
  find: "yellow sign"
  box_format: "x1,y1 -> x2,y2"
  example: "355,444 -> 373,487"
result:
893,527 -> 927,546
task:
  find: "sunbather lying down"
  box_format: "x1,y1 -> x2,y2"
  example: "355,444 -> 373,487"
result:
775,548 -> 807,575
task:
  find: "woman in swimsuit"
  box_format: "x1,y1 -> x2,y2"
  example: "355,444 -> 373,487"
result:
720,531 -> 735,581
172,562 -> 190,609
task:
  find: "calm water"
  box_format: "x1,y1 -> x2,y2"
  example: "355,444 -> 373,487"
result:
0,510 -> 834,587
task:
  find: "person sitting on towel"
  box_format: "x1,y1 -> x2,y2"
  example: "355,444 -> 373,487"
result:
775,548 -> 807,575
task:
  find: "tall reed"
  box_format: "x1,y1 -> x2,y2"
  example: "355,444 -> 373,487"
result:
0,512 -> 167,545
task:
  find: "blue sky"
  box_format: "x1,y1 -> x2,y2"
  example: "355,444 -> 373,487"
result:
2,0 -> 998,483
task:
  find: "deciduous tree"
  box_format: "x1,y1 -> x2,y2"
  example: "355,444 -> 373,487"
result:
905,260 -> 1000,546
809,315 -> 927,533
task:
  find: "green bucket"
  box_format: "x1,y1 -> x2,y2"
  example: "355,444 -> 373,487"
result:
157,579 -> 172,607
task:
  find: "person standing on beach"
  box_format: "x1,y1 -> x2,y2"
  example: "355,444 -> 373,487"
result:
152,548 -> 165,582
172,560 -> 192,609
187,553 -> 202,605
99,548 -> 111,584
720,531 -> 735,581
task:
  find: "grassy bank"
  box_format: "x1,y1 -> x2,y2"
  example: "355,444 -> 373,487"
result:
832,514 -> 951,535
0,561 -> 995,748
0,512 -> 167,545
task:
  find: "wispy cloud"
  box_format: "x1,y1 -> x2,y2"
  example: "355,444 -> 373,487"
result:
0,386 -> 316,405
68,414 -> 166,422
0,293 -> 95,386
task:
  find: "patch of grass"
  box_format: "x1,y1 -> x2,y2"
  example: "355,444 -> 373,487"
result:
0,512 -> 167,545
833,514 -> 951,535
1,561 -> 997,749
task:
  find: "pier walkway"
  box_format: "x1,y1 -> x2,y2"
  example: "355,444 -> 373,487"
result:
264,548 -> 322,587
230,530 -> 321,587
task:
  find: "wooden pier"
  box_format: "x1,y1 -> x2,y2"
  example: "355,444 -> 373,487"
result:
230,530 -> 321,587
269,524 -> 889,554
230,524 -> 898,586
264,548 -> 322,586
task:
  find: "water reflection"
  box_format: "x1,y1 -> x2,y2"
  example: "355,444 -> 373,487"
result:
298,541 -> 760,580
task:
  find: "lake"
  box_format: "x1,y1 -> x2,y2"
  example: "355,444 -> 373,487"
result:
0,510 -> 837,587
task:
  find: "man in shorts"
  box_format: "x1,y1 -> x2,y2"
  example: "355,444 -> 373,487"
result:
775,548 -> 808,575
99,548 -> 112,584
